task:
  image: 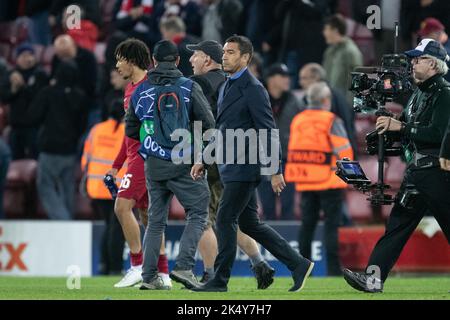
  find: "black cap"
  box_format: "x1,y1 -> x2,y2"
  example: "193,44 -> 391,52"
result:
186,40 -> 223,64
153,40 -> 179,62
405,38 -> 449,62
265,63 -> 290,79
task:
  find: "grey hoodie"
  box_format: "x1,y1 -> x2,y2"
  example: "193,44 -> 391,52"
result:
126,62 -> 215,181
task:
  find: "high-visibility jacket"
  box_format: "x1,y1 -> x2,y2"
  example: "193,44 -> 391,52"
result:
81,119 -> 127,199
285,109 -> 353,191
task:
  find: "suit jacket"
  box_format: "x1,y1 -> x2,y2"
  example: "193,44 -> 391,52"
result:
214,69 -> 281,183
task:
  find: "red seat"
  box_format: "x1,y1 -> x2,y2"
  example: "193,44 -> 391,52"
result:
346,190 -> 373,223
354,115 -> 376,156
169,196 -> 185,220
4,159 -> 39,218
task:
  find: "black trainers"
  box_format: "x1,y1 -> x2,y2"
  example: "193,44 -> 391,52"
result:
289,259 -> 314,292
169,269 -> 200,289
251,261 -> 275,290
343,268 -> 383,293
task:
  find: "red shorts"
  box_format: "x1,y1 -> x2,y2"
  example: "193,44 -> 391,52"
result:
117,157 -> 148,209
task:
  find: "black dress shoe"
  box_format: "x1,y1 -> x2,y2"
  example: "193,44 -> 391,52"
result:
251,261 -> 275,290
289,259 -> 315,292
343,268 -> 383,293
190,283 -> 228,292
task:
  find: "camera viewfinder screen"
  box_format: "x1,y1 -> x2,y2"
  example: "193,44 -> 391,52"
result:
342,162 -> 365,177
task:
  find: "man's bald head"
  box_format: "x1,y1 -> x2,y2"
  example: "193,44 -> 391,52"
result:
299,63 -> 327,90
54,35 -> 77,60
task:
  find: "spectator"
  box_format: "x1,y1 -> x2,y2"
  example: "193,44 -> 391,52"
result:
28,61 -> 88,220
81,98 -> 126,275
417,17 -> 450,81
156,0 -> 204,37
52,34 -> 98,122
285,82 -> 353,275
299,63 -> 357,155
264,0 -> 333,88
103,69 -> 128,121
113,0 -> 158,49
0,138 -> 11,219
322,14 -> 363,105
401,0 -> 450,49
248,51 -> 263,81
0,44 -> 49,160
25,0 -> 52,46
201,0 -> 243,44
159,16 -> 200,76
257,63 -> 303,220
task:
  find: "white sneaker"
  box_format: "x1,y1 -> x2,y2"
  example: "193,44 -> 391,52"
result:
159,272 -> 172,289
114,266 -> 143,288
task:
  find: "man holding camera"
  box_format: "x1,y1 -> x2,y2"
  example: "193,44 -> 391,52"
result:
343,39 -> 450,293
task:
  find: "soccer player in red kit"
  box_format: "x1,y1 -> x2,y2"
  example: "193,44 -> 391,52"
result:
107,39 -> 171,288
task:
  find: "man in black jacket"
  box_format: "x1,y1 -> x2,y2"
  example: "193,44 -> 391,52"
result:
187,40 -> 275,289
28,61 -> 88,220
0,44 -> 48,159
191,35 -> 314,293
343,39 -> 450,293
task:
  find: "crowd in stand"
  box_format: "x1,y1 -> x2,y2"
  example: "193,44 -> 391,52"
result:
0,0 -> 449,222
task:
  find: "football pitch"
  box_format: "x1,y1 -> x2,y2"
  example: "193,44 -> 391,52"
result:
0,276 -> 449,300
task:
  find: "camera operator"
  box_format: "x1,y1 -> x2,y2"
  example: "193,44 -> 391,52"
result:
343,39 -> 450,293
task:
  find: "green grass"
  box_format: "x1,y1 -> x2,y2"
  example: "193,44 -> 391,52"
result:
0,276 -> 448,300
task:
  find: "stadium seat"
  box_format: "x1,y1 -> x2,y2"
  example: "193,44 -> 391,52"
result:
385,156 -> 406,190
4,159 -> 38,219
354,115 -> 376,156
346,189 -> 373,223
169,196 -> 185,220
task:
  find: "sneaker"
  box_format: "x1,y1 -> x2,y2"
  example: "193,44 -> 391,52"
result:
343,268 -> 383,293
169,269 -> 200,289
251,261 -> 275,290
289,260 -> 314,292
114,266 -> 143,288
158,272 -> 173,289
139,276 -> 170,290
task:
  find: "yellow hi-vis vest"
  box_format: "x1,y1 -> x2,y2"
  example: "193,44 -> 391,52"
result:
285,109 -> 353,191
81,119 -> 126,199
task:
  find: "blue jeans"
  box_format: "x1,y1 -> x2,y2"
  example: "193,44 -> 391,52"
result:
37,153 -> 76,220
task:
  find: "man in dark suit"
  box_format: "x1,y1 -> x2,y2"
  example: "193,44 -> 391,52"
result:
191,35 -> 314,292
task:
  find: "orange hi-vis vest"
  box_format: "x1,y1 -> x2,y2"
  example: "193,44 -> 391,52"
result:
81,119 -> 127,199
285,109 -> 353,191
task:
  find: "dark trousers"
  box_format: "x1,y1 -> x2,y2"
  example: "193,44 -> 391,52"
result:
212,181 -> 305,287
257,179 -> 295,220
9,127 -> 38,160
92,199 -> 125,274
367,167 -> 450,282
299,189 -> 343,276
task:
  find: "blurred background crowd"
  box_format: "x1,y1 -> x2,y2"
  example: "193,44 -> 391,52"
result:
0,0 -> 449,225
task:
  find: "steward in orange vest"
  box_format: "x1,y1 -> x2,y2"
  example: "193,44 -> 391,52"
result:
81,119 -> 126,199
285,109 -> 353,191
285,82 -> 354,276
